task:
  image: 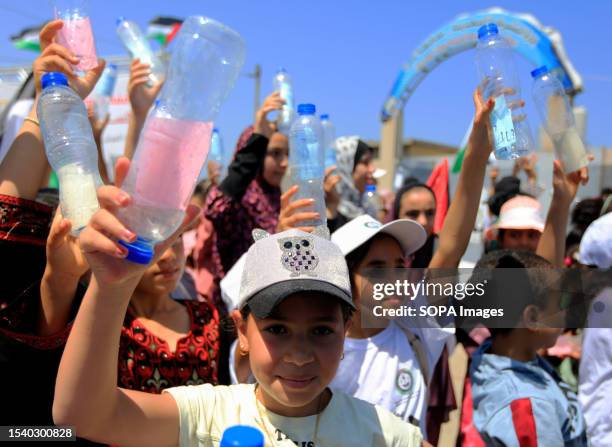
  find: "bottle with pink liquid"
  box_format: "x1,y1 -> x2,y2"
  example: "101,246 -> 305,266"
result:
52,0 -> 98,72
117,16 -> 246,264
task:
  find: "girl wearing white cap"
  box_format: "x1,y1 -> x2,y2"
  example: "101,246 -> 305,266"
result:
52,163 -> 427,446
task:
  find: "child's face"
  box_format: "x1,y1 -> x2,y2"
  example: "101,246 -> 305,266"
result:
353,235 -> 405,311
238,293 -> 346,416
500,229 -> 541,252
262,133 -> 289,188
352,153 -> 375,194
135,238 -> 185,296
399,188 -> 436,237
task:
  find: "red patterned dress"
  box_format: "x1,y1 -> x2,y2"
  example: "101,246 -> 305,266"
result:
118,300 -> 220,393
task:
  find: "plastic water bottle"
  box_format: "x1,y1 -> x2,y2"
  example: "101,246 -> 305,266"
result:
475,23 -> 534,160
220,425 -> 264,447
363,184 -> 382,219
209,127 -> 227,175
198,127 -> 227,182
116,18 -> 165,84
273,68 -> 295,134
90,63 -> 117,119
320,114 -> 337,168
288,103 -> 327,231
52,0 -> 98,71
117,16 -> 246,264
38,72 -> 101,235
531,66 -> 588,173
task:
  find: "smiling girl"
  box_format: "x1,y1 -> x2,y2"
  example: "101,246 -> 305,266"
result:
52,180 -> 425,446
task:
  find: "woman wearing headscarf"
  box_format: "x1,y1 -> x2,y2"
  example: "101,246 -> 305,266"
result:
327,136 -> 376,232
203,92 -> 287,287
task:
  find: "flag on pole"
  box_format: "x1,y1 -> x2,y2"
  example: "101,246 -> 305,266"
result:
147,16 -> 183,47
451,121 -> 473,174
11,24 -> 44,52
426,158 -> 449,234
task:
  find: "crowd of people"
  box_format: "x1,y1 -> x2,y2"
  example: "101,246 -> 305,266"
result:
0,19 -> 611,447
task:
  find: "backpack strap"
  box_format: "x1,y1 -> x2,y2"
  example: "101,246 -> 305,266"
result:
399,325 -> 431,386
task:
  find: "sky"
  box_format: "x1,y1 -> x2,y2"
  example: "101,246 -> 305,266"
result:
0,0 -> 611,150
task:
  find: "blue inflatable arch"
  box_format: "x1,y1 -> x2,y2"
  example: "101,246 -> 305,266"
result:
381,7 -> 582,121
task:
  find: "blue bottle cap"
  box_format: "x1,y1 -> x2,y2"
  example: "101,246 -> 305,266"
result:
478,23 -> 499,39
213,127 -> 219,133
116,17 -> 126,26
277,67 -> 287,73
530,66 -> 549,79
118,236 -> 154,265
297,103 -> 316,115
320,113 -> 329,120
41,72 -> 69,90
365,184 -> 376,193
220,426 -> 264,447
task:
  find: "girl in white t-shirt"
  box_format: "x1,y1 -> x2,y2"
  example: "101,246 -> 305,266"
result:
273,88 -> 496,438
53,175 -> 425,447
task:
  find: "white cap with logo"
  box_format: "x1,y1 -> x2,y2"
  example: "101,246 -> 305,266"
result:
331,214 -> 427,257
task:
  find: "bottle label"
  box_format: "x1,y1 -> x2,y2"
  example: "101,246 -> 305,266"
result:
491,95 -> 516,149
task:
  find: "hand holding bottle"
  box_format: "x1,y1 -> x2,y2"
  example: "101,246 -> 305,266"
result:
34,20 -> 105,99
254,92 -> 285,139
128,59 -> 164,120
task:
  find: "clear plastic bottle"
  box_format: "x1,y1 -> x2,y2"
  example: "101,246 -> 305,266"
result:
320,113 -> 337,168
273,68 -> 295,135
475,23 -> 534,160
90,63 -> 117,119
117,16 -> 246,264
531,66 -> 588,173
198,127 -> 227,182
220,425 -> 264,447
363,184 -> 382,219
52,0 -> 98,71
288,103 -> 326,231
38,72 -> 101,235
116,18 -> 165,84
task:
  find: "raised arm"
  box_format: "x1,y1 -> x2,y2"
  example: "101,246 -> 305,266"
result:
53,159 -> 199,446
217,92 -> 284,201
0,20 -> 104,199
429,89 -> 494,268
38,210 -> 89,336
536,160 -> 587,267
123,59 -> 163,160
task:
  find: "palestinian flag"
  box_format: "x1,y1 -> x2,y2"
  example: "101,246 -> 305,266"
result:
451,121 -> 473,174
11,24 -> 44,52
426,158 -> 449,234
147,16 -> 183,47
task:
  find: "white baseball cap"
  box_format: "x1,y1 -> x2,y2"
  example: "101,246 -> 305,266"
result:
331,214 -> 427,257
238,229 -> 354,318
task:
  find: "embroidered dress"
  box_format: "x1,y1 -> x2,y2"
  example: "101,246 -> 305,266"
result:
119,300 -> 220,393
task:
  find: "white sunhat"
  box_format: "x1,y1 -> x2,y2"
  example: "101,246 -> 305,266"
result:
579,212 -> 612,268
331,214 -> 427,257
485,195 -> 545,240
